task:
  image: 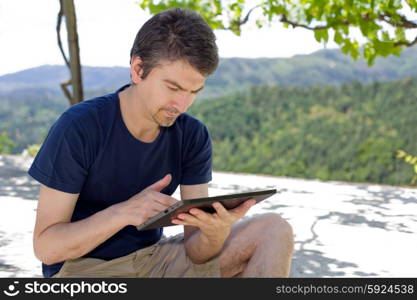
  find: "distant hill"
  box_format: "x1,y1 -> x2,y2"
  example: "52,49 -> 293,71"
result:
0,65 -> 128,96
1,47 -> 417,99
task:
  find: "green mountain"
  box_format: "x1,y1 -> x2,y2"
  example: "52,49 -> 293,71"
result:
0,65 -> 128,94
1,46 -> 417,99
207,46 -> 417,94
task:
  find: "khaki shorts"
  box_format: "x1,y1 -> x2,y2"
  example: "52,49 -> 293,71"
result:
52,233 -> 221,278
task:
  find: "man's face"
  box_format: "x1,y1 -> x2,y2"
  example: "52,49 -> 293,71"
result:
134,59 -> 206,127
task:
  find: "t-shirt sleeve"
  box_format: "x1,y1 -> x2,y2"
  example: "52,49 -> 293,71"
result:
180,120 -> 212,185
28,113 -> 92,194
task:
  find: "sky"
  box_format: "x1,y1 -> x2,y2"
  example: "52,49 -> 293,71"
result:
0,0 -> 339,77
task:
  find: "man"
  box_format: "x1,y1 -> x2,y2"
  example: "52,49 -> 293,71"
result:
29,8 -> 294,278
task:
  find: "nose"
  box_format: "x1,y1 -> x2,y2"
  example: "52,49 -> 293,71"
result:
173,93 -> 195,113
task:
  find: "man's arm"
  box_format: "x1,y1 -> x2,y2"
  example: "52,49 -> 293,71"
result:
33,184 -> 125,265
180,184 -> 208,241
180,183 -> 228,264
179,184 -> 256,265
34,175 -> 177,265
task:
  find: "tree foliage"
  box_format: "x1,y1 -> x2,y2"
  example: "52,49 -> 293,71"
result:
188,77 -> 417,186
139,0 -> 417,65
0,131 -> 15,154
397,149 -> 417,184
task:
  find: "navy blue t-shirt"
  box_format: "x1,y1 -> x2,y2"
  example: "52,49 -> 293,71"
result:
28,84 -> 212,277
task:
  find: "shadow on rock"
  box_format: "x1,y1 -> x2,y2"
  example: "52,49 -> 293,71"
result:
290,248 -> 378,277
0,156 -> 39,200
0,259 -> 21,276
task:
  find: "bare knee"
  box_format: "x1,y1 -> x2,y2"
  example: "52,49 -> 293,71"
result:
251,213 -> 294,247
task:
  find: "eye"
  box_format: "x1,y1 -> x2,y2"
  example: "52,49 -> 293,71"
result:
167,86 -> 179,91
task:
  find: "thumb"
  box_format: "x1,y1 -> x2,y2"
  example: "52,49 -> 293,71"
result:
231,199 -> 255,217
146,174 -> 172,192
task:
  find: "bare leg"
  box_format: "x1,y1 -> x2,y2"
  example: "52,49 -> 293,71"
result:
218,213 -> 294,278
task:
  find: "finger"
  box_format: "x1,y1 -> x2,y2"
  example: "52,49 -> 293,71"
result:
175,212 -> 204,227
171,218 -> 187,225
146,201 -> 172,213
139,207 -> 165,222
245,198 -> 257,207
171,217 -> 196,226
212,202 -> 229,219
188,207 -> 212,222
145,174 -> 172,192
149,191 -> 179,206
230,198 -> 256,216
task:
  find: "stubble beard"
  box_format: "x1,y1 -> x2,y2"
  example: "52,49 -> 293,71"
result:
152,109 -> 178,127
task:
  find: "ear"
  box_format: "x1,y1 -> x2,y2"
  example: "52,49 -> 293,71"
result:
130,56 -> 144,83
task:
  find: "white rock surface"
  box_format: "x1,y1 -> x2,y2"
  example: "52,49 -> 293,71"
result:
1,155 -> 416,277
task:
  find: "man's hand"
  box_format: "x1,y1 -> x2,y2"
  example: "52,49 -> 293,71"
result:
113,174 -> 179,227
171,198 -> 256,243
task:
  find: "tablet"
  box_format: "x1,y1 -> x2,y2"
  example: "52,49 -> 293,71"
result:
136,189 -> 277,231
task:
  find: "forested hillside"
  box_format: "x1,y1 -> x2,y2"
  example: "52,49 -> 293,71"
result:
0,88 -> 67,153
188,77 -> 417,186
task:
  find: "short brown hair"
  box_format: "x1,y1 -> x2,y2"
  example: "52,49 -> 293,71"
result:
130,8 -> 219,78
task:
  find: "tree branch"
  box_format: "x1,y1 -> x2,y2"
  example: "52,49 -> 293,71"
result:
378,12 -> 417,29
280,14 -> 349,30
60,79 -> 74,105
279,13 -> 417,50
57,0 -> 70,69
227,5 -> 261,31
222,5 -> 417,49
394,35 -> 417,47
237,4 -> 261,26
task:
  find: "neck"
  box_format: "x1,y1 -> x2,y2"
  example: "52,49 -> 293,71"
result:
119,85 -> 160,142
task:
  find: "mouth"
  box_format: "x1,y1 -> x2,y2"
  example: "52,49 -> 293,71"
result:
165,110 -> 179,118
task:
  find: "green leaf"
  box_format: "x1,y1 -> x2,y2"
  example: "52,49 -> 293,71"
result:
397,149 -> 406,158
314,29 -> 328,43
334,30 -> 343,44
137,0 -> 414,63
